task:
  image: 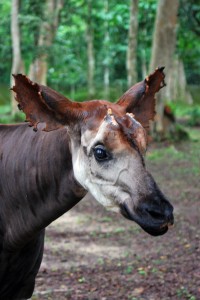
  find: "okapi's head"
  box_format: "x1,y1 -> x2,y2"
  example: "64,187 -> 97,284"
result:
12,68 -> 174,236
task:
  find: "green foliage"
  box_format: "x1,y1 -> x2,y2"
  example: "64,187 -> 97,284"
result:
0,84 -> 10,105
147,128 -> 200,176
0,104 -> 10,115
178,0 -> 200,84
176,286 -> 196,300
170,101 -> 200,127
124,265 -> 133,274
147,145 -> 186,161
0,107 -> 24,124
0,0 -> 199,105
0,1 -> 12,84
19,0 -> 46,71
187,107 -> 200,126
189,85 -> 200,104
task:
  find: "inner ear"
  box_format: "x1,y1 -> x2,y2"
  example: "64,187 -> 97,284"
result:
12,74 -> 84,132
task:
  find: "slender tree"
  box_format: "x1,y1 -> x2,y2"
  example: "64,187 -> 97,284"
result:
127,0 -> 138,87
150,0 -> 179,136
103,0 -> 110,99
28,0 -> 63,85
86,0 -> 95,98
10,0 -> 24,114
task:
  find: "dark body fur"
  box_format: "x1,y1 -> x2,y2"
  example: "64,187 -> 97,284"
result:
0,123 -> 86,299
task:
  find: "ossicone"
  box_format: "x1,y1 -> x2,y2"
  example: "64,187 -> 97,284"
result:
117,67 -> 166,132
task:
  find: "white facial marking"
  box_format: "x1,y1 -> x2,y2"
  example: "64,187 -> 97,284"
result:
70,118 -> 147,212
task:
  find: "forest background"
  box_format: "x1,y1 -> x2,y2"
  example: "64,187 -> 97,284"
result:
0,0 -> 199,138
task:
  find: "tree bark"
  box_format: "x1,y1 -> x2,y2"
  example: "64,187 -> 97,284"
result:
10,0 -> 24,115
28,0 -> 63,84
149,0 -> 179,136
127,0 -> 138,87
86,0 -> 95,99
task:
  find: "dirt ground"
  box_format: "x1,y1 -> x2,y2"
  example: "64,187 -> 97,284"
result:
32,129 -> 200,300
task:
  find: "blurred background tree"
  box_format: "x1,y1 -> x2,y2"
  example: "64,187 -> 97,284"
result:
28,0 -> 64,85
10,0 -> 24,114
127,0 -> 138,87
0,0 -> 199,137
149,0 -> 180,138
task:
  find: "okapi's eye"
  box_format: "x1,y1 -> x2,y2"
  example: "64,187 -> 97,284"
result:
93,145 -> 110,162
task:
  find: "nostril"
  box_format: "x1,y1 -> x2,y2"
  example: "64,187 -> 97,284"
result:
146,209 -> 165,220
166,210 -> 174,224
164,204 -> 174,224
146,206 -> 174,224
139,197 -> 174,223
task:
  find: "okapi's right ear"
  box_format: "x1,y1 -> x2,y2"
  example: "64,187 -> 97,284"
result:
12,74 -> 84,131
117,67 -> 166,132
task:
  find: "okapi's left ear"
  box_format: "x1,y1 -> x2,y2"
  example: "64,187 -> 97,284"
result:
12,74 -> 84,131
117,67 -> 165,132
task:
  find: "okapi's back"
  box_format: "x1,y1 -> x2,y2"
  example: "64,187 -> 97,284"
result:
0,123 -> 71,181
0,124 -> 84,247
0,124 -> 71,196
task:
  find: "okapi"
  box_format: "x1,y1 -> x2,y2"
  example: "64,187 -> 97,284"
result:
0,68 -> 174,299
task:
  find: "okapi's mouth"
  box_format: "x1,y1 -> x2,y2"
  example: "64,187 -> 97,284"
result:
139,223 -> 169,236
120,202 -> 174,237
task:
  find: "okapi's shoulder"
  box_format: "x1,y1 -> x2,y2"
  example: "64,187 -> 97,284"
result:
0,124 -> 27,145
0,123 -> 26,129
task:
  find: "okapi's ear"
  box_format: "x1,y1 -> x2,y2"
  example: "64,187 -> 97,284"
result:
117,67 -> 165,132
12,74 -> 83,131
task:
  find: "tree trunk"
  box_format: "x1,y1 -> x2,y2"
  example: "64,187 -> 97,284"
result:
166,57 -> 193,104
10,0 -> 24,115
103,0 -> 110,99
28,0 -> 63,84
141,49 -> 147,79
127,0 -> 138,87
86,0 -> 95,99
150,0 -> 179,137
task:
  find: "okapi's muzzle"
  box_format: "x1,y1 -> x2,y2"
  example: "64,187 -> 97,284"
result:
120,181 -> 174,236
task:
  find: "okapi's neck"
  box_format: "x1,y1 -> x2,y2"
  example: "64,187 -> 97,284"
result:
2,125 -> 86,250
